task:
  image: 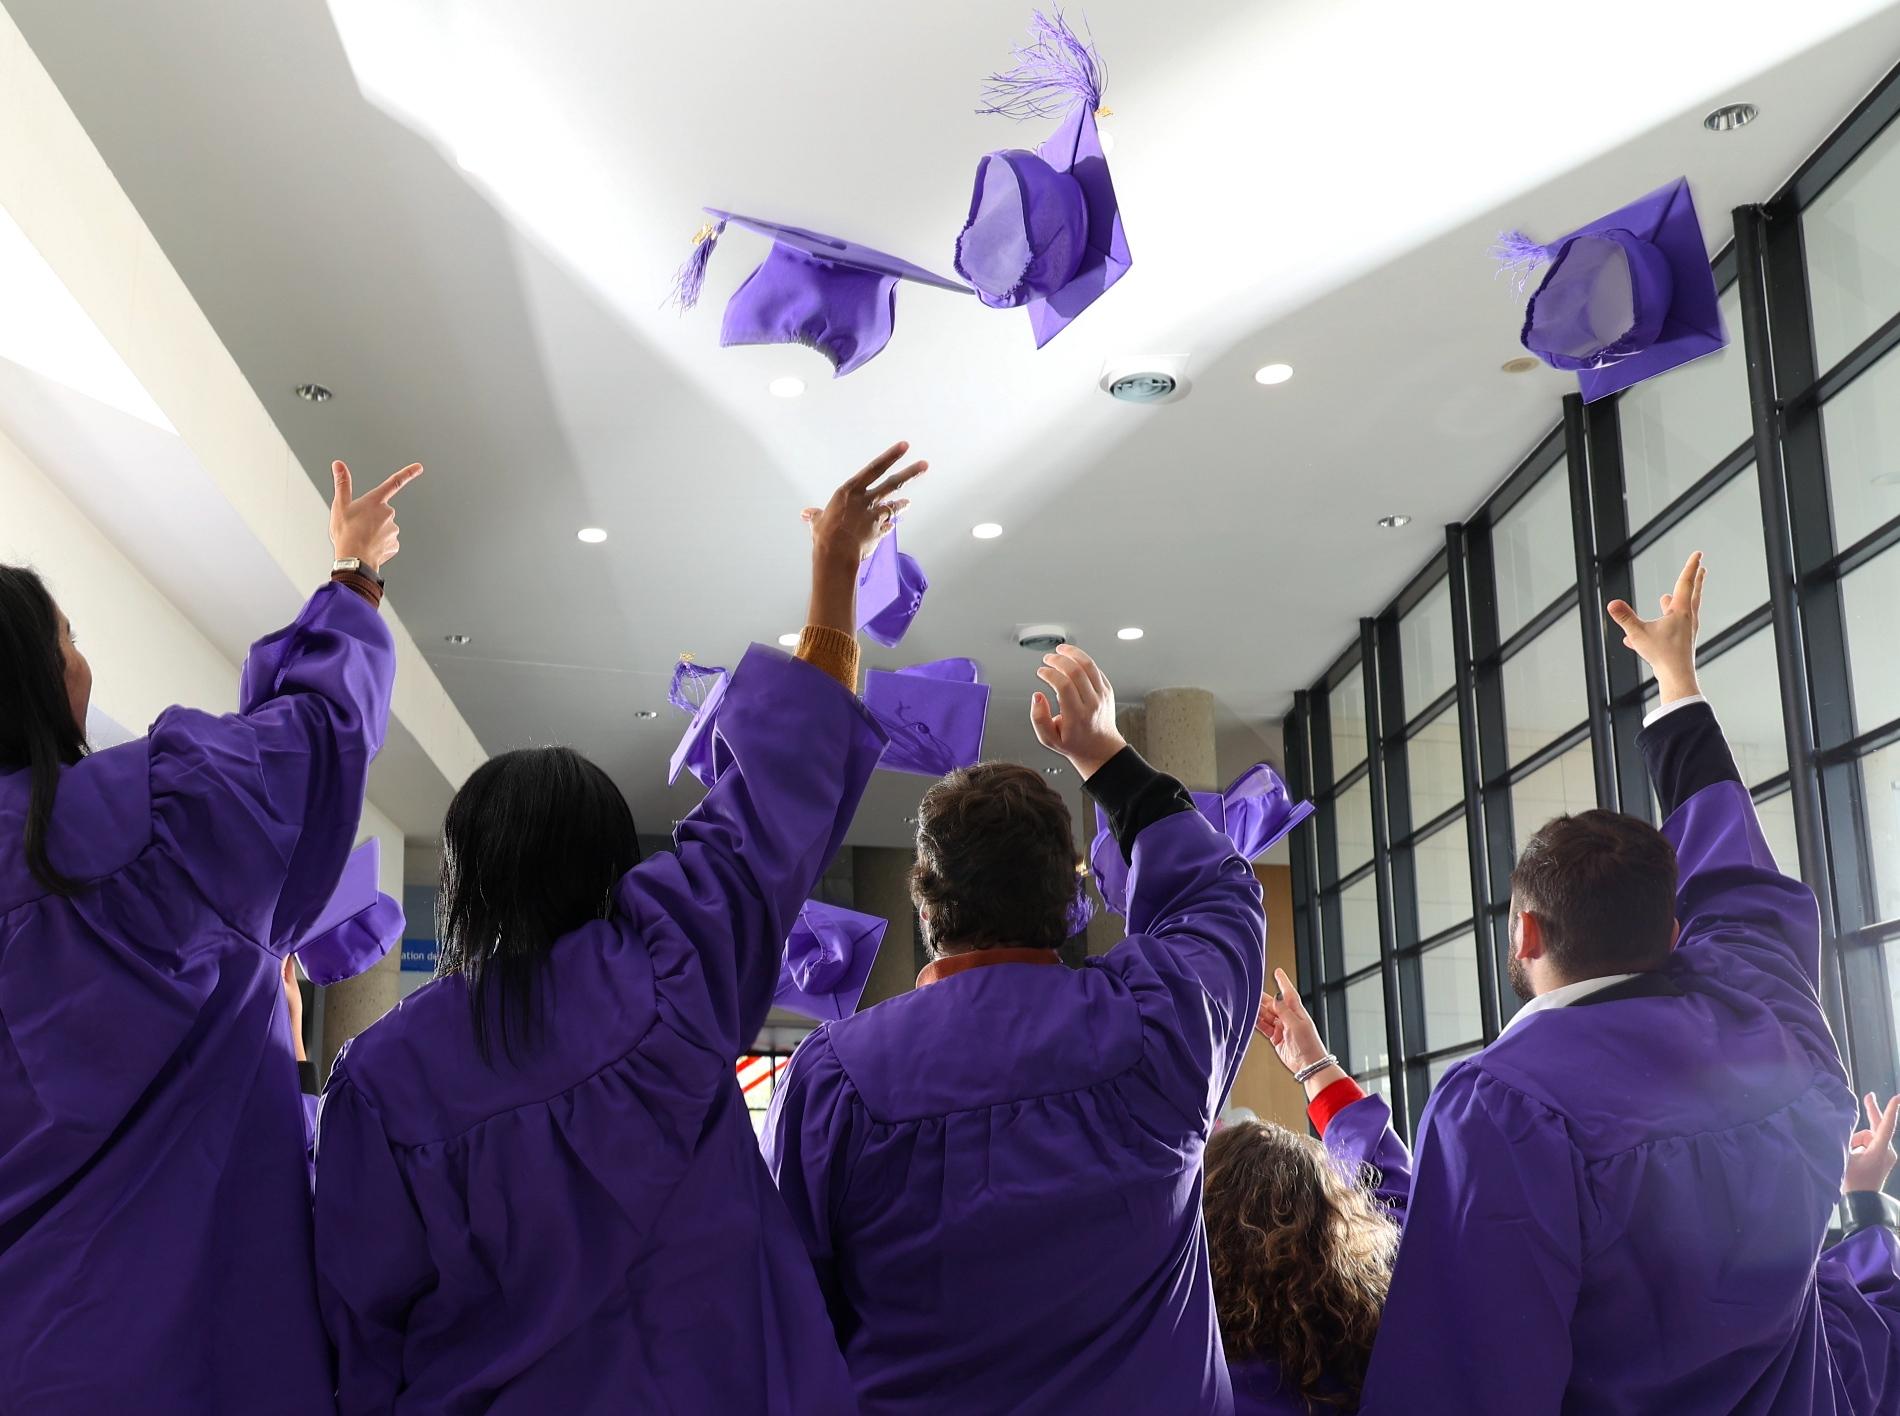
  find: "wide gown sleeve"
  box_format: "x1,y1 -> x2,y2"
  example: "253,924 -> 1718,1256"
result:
314,1063 -> 435,1415
760,1029 -> 859,1340
1818,1224 -> 1900,1413
616,645 -> 885,1057
1357,1065 -> 1584,1415
1114,809 -> 1267,1126
150,583 -> 395,956
1322,1093 -> 1414,1224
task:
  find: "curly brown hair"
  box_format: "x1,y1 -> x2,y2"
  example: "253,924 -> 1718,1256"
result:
1203,1119 -> 1398,1409
911,762 -> 1075,954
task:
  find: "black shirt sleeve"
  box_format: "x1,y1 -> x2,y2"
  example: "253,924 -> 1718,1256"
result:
1084,747 -> 1197,864
298,1060 -> 320,1096
1637,701 -> 1743,820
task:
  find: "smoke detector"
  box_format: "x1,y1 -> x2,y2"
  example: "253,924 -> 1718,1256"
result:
1099,355 -> 1191,405
1016,623 -> 1070,652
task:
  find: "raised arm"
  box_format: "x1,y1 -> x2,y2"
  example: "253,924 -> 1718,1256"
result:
1609,554 -> 1833,1051
1819,1094 -> 1900,1410
617,445 -> 922,1056
150,461 -> 420,954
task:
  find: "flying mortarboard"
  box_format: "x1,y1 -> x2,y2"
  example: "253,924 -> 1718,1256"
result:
956,9 -> 1131,347
1493,176 -> 1726,402
1089,763 -> 1314,917
862,658 -> 991,777
293,839 -> 406,986
666,658 -> 734,789
856,527 -> 929,648
773,900 -> 888,1023
669,209 -> 971,376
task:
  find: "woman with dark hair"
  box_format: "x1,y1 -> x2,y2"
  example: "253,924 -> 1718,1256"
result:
0,459 -> 421,1414
312,443 -> 922,1415
1204,969 -> 1412,1414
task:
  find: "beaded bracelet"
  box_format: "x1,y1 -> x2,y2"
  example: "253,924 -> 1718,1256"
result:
1293,1054 -> 1339,1085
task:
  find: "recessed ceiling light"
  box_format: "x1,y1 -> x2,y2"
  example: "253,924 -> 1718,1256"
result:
1704,102 -> 1759,133
1501,355 -> 1541,374
1377,514 -> 1412,529
778,632 -> 801,647
769,375 -> 806,399
1043,765 -> 1065,775
577,527 -> 608,544
444,633 -> 471,645
972,522 -> 1004,540
1116,626 -> 1145,641
634,710 -> 658,720
1253,363 -> 1293,386
294,383 -> 333,403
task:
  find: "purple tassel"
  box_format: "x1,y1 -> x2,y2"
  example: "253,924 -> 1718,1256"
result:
667,219 -> 725,312
977,8 -> 1105,120
668,658 -> 724,714
1490,229 -> 1551,294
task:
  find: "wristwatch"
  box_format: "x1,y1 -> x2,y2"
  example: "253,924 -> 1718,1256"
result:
331,556 -> 385,586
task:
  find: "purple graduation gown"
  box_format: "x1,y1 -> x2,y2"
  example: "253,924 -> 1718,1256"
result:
764,806 -> 1266,1415
313,646 -> 883,1415
0,583 -> 394,1414
1227,1093 -> 1413,1416
1819,1223 -> 1900,1412
1359,703 -> 1859,1415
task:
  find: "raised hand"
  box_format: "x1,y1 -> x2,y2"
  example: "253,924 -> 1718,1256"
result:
801,441 -> 928,567
1029,645 -> 1125,779
1844,1092 -> 1900,1195
1607,550 -> 1703,706
330,460 -> 424,571
1256,966 -> 1329,1075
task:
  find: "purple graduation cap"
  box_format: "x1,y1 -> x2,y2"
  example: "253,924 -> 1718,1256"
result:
292,839 -> 406,986
1089,763 -> 1314,917
667,658 -> 734,788
670,209 -> 970,377
1493,177 -> 1727,402
773,900 -> 888,1023
856,528 -> 929,648
957,9 -> 1131,347
861,658 -> 991,777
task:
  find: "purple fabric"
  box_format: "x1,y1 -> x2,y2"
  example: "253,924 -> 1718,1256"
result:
955,148 -> 1088,309
774,899 -> 887,1023
1358,768 -> 1857,1414
1092,763 -> 1312,916
314,646 -> 885,1415
0,583 -> 395,1414
667,218 -> 725,312
1819,1224 -> 1900,1413
294,839 -> 405,985
976,8 -> 1104,120
1511,177 -> 1726,402
862,659 -> 990,777
764,809 -> 1266,1414
1225,1095 -> 1412,1415
668,662 -> 733,787
704,209 -> 969,377
856,531 -> 929,648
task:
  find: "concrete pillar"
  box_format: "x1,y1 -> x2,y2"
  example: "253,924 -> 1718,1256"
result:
1115,705 -> 1148,758
855,845 -> 920,1007
1144,688 -> 1218,791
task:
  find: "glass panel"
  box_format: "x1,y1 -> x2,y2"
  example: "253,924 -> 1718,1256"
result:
1400,578 -> 1456,722
1641,631 -> 1788,786
1425,1045 -> 1483,1097
1345,973 -> 1392,1086
1413,817 -> 1473,942
1406,708 -> 1465,832
1417,931 -> 1482,1053
739,1054 -> 790,1138
1338,875 -> 1382,976
1754,790 -> 1800,879
1861,743 -> 1900,925
1629,469 -> 1768,650
1335,776 -> 1375,877
1492,465 -> 1576,643
1805,115 -> 1900,369
1818,346 -> 1900,550
1510,739 -> 1599,853
1620,286 -> 1751,528
1842,548 -> 1900,735
1330,665 -> 1367,780
1500,609 -> 1586,766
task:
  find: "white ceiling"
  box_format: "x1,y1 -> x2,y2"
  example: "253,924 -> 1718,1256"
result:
9,0 -> 1900,846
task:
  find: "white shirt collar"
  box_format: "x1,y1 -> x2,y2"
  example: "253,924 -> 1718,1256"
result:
1500,972 -> 1644,1035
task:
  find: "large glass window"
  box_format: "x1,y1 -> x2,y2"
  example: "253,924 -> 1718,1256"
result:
1619,285 -> 1752,527
1338,875 -> 1382,975
1399,579 -> 1456,721
1510,740 -> 1598,853
1330,667 -> 1367,777
1841,548 -> 1900,733
1492,468 -> 1576,641
1818,345 -> 1900,550
1417,932 -> 1482,1052
1629,472 -> 1769,645
1406,709 -> 1464,827
1413,819 -> 1473,940
1344,974 -> 1392,1092
1860,743 -> 1900,924
1335,776 -> 1376,876
1500,610 -> 1586,766
1805,113 -> 1900,368
1642,631 -> 1789,786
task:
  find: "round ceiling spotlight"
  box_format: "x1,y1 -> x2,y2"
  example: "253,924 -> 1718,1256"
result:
1704,103 -> 1759,133
1116,626 -> 1145,641
1253,363 -> 1293,386
294,383 -> 333,403
577,527 -> 608,544
1377,514 -> 1412,529
634,710 -> 658,720
1501,355 -> 1541,374
769,376 -> 806,399
972,522 -> 1004,540
778,632 -> 801,647
443,633 -> 471,646
1044,765 -> 1065,776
